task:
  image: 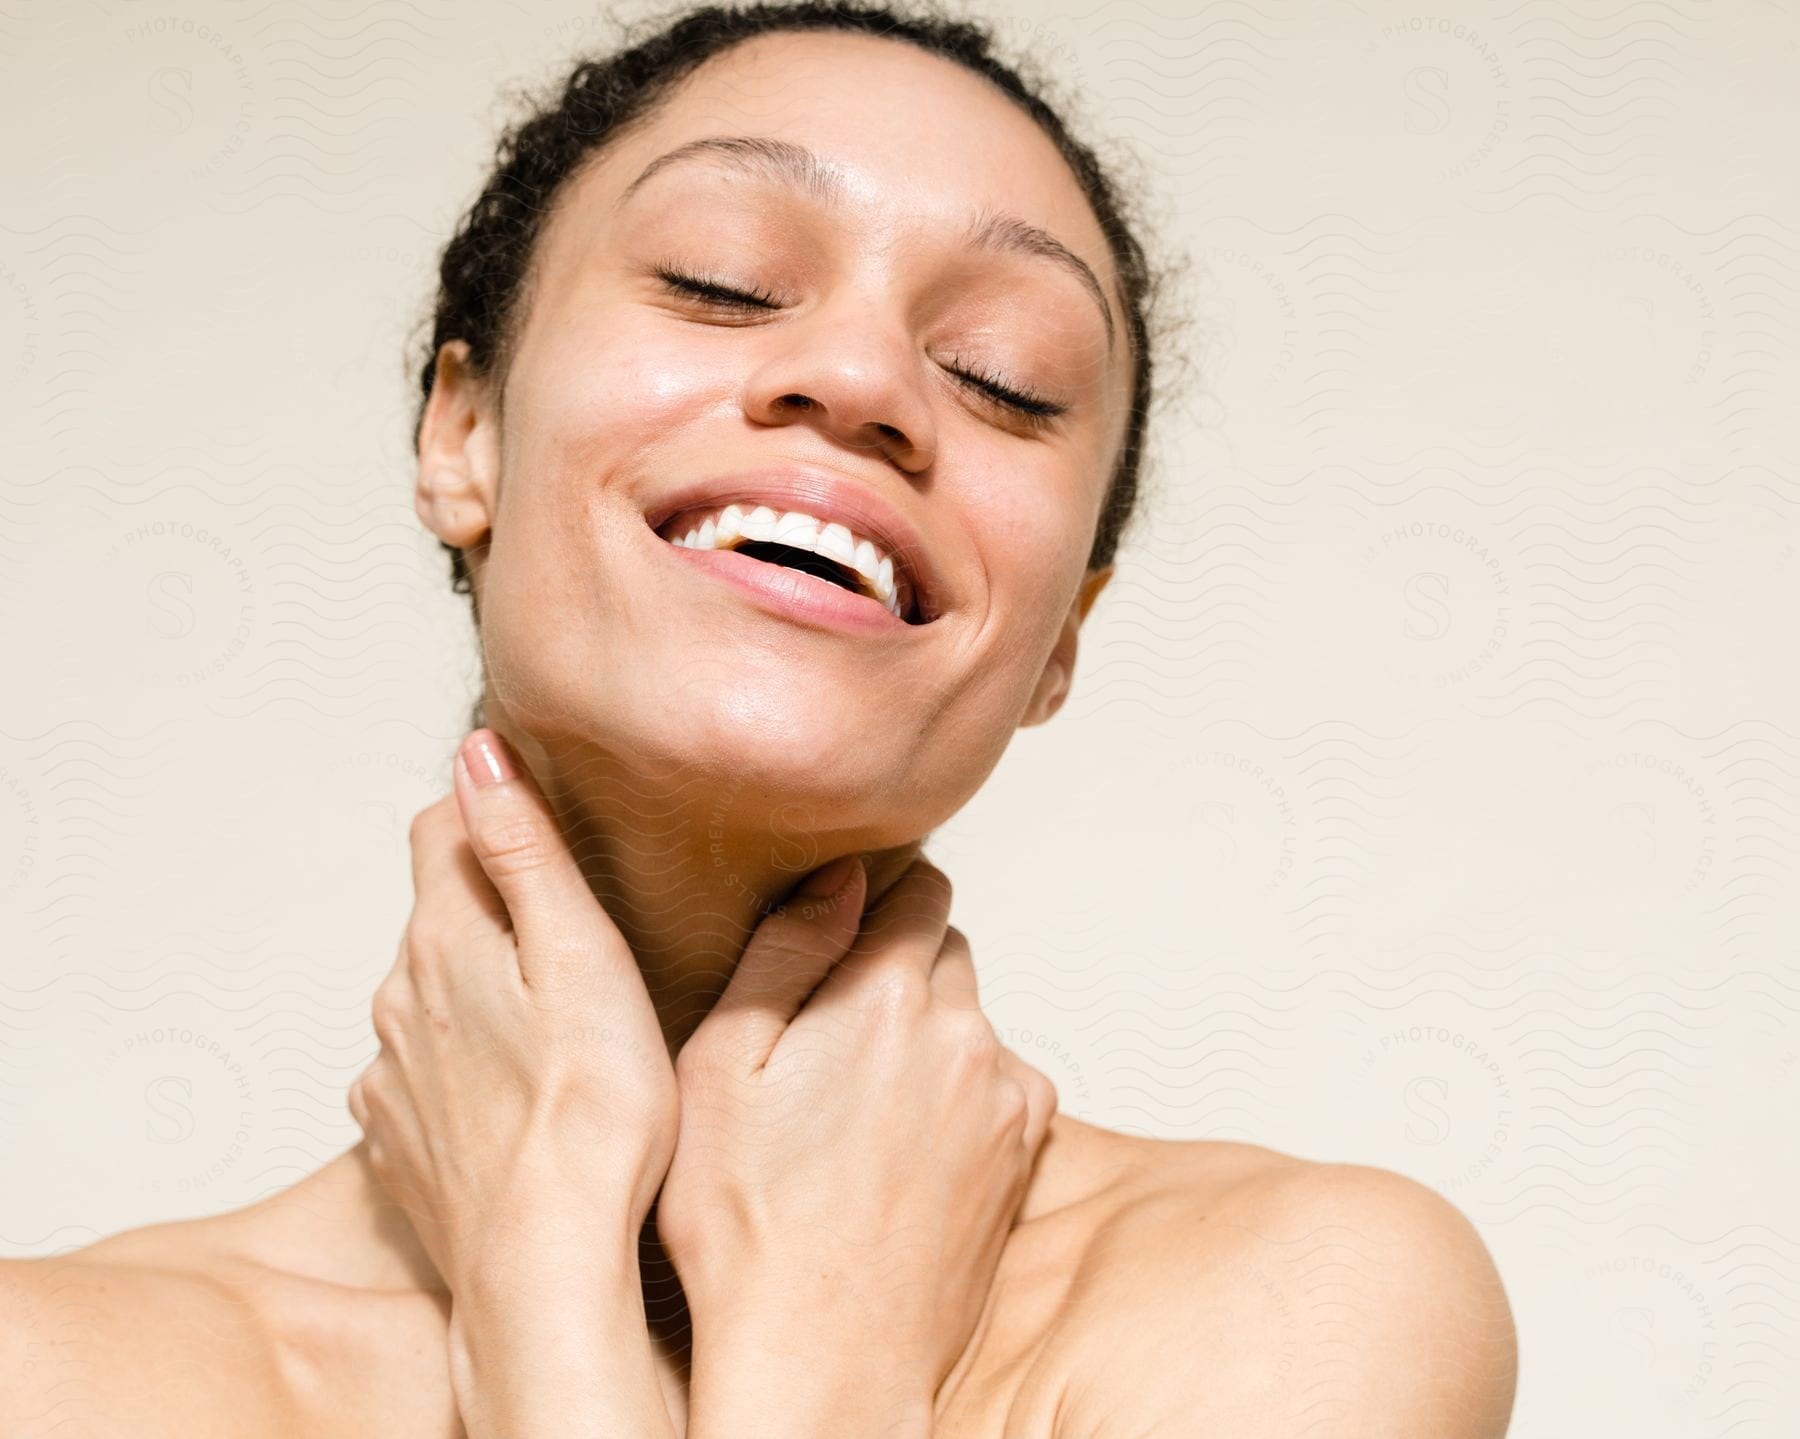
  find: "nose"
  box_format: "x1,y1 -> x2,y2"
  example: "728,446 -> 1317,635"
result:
740,295 -> 938,474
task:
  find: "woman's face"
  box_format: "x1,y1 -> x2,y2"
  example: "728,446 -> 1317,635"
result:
419,31 -> 1133,845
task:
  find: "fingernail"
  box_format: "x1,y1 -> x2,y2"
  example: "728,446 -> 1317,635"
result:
799,854 -> 860,898
462,729 -> 515,787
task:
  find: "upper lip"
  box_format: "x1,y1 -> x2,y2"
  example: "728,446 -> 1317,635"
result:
644,464 -> 944,623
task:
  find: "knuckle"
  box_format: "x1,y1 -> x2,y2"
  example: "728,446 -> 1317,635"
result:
469,812 -> 552,878
931,929 -> 980,1009
677,1022 -> 763,1091
401,951 -> 438,998
407,795 -> 457,850
526,940 -> 603,999
354,1062 -> 387,1110
908,853 -> 946,883
371,984 -> 410,1046
672,1036 -> 716,1088
862,964 -> 929,1021
952,1002 -> 999,1048
747,922 -> 833,974
995,1073 -> 1030,1131
401,910 -> 469,978
909,857 -> 953,911
400,916 -> 436,972
655,1186 -> 706,1257
947,1008 -> 1000,1070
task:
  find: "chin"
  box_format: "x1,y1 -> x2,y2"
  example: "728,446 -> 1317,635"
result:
482,573 -> 998,843
495,655 -> 915,825
659,669 -> 921,819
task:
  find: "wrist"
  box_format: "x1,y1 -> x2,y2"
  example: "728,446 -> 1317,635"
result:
449,1256 -> 645,1365
690,1361 -> 933,1439
689,1263 -> 935,1366
448,1271 -> 674,1439
453,1207 -> 643,1309
448,1230 -> 647,1388
687,1309 -> 934,1439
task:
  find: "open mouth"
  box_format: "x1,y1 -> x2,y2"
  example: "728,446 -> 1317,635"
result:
654,503 -> 924,623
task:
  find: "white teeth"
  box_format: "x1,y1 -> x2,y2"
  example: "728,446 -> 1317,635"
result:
662,500 -> 913,619
816,521 -> 855,566
774,511 -> 820,549
742,505 -> 778,541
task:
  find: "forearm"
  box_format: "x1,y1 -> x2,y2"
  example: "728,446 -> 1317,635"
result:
448,1250 -> 677,1439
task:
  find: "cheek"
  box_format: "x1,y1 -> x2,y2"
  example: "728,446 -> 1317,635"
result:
522,306 -> 734,447
943,483 -> 1089,729
970,471 -> 1092,621
483,316 -> 735,596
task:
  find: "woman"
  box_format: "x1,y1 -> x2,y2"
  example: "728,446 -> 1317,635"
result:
0,3 -> 1518,1434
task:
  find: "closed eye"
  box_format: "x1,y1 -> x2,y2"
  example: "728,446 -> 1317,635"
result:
942,354 -> 1066,428
655,265 -> 779,311
653,264 -> 1068,431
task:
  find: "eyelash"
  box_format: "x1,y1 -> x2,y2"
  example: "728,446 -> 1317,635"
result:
653,263 -> 1067,430
656,264 -> 783,312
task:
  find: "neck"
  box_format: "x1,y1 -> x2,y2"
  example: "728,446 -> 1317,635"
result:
486,705 -> 928,1056
232,709 -> 936,1296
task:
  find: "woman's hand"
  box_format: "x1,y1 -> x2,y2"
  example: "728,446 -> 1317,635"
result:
346,730 -> 679,1438
349,729 -> 678,1289
661,853 -> 1058,1433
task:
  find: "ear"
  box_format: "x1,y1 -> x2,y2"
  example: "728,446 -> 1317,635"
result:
1019,565 -> 1114,729
415,339 -> 501,555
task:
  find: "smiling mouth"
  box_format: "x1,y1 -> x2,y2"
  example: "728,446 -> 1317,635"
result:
655,503 -> 923,623
732,538 -> 867,591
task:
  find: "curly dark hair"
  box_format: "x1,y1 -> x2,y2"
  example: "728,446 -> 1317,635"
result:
414,0 -> 1183,610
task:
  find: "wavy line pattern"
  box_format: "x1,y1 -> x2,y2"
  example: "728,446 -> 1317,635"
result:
2,1 -> 1797,1434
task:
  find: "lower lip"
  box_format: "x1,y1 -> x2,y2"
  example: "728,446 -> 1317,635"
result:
656,536 -> 912,635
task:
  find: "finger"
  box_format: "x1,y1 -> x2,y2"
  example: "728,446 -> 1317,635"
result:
409,792 -> 508,935
1001,1051 -> 1058,1157
929,924 -> 980,1012
693,854 -> 868,1064
407,791 -> 462,897
815,854 -> 954,1003
451,728 -> 620,987
348,1052 -> 404,1153
370,968 -> 416,1053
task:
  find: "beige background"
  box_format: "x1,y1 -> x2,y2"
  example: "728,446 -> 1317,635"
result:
4,0 -> 1798,1432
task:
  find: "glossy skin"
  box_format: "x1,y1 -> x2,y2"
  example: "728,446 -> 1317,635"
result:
344,743 -> 1058,1436
0,1125 -> 1518,1437
402,27 -> 1127,1061
0,29 -> 1518,1439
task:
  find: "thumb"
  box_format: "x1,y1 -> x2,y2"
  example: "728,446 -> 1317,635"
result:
453,728 -> 615,982
698,854 -> 868,1064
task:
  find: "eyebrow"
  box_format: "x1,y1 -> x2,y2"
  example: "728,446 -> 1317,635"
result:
619,135 -> 1116,355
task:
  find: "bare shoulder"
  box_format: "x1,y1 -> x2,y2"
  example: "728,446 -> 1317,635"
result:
0,1230 -> 296,1439
1043,1127 -> 1518,1439
0,1217 -> 453,1439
